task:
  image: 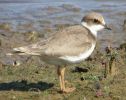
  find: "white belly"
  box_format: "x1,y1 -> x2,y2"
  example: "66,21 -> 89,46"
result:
59,43 -> 95,63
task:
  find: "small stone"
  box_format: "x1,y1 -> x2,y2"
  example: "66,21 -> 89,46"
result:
95,89 -> 103,97
13,61 -> 21,66
12,95 -> 16,99
73,66 -> 89,73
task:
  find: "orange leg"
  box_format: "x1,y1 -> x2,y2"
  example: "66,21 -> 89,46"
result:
57,66 -> 75,93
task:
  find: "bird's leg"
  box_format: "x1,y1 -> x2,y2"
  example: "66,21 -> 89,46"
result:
61,67 -> 65,90
57,66 -> 75,93
57,66 -> 63,91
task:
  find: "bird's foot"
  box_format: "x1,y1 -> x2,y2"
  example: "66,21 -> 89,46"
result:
62,87 -> 76,93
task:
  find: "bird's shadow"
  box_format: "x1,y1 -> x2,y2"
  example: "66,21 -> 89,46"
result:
0,80 -> 54,91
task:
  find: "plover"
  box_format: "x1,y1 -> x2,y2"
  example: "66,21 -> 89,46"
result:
12,12 -> 111,93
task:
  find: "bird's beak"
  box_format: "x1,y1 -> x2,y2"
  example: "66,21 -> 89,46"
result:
104,24 -> 112,30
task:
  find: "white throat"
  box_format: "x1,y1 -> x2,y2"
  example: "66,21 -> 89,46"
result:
81,22 -> 104,37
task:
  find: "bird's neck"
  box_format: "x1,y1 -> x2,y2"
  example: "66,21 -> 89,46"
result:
81,22 -> 97,37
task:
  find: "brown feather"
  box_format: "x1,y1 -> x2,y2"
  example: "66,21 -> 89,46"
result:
14,25 -> 96,57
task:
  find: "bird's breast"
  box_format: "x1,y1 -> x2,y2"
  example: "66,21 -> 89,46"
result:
59,43 -> 96,63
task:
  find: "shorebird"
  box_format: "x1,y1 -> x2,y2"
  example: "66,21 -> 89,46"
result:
12,12 -> 111,93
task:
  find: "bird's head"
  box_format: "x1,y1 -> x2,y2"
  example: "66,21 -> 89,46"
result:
81,12 -> 111,36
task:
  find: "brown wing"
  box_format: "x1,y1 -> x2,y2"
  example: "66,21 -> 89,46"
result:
13,25 -> 93,56
43,25 -> 93,56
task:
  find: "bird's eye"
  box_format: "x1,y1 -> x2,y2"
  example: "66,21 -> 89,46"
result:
93,19 -> 99,24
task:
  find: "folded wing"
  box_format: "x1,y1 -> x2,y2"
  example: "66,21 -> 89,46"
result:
13,25 -> 92,57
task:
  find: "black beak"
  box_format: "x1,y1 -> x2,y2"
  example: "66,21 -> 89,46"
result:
104,24 -> 112,30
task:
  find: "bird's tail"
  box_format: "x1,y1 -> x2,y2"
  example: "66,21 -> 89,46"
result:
6,47 -> 29,56
6,45 -> 40,56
